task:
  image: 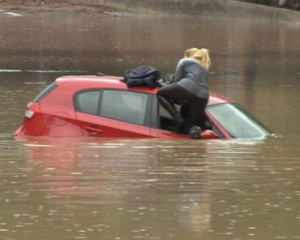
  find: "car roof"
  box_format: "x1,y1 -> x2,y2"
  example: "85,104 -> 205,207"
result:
56,75 -> 232,106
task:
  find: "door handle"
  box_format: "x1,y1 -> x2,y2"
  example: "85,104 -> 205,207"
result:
83,126 -> 103,133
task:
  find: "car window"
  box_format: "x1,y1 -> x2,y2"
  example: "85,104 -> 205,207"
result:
206,103 -> 271,138
75,90 -> 101,115
32,82 -> 57,102
100,90 -> 148,125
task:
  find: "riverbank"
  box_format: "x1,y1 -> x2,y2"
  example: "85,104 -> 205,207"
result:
1,0 -> 300,21
0,0 -> 120,15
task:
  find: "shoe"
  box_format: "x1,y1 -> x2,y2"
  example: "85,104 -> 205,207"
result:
189,126 -> 202,139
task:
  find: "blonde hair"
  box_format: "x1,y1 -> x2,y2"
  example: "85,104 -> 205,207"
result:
190,48 -> 211,69
184,48 -> 199,58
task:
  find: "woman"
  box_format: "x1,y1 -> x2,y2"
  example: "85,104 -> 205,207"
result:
157,48 -> 211,137
184,47 -> 200,58
164,48 -> 200,84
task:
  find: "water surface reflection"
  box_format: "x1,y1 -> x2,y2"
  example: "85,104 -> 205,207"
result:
8,137 -> 293,239
0,132 -> 297,239
13,138 -> 215,239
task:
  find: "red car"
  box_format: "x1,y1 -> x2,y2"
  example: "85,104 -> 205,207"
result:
14,75 -> 272,139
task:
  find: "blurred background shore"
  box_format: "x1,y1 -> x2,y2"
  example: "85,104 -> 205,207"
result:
0,0 -> 300,21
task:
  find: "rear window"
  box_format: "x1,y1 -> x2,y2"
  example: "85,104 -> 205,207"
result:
75,90 -> 101,115
32,82 -> 57,102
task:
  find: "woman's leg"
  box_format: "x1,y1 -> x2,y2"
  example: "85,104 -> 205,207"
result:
188,97 -> 208,129
157,84 -> 185,132
157,84 -> 207,133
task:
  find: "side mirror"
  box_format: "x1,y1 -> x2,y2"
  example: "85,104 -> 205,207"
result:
200,130 -> 219,139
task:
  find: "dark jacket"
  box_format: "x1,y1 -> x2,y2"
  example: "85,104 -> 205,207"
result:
124,65 -> 161,88
173,58 -> 209,99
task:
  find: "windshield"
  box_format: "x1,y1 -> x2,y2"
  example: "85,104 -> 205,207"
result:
206,103 -> 272,138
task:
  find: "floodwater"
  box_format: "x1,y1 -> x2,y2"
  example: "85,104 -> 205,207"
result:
0,10 -> 300,240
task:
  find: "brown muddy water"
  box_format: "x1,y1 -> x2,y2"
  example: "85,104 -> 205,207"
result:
0,10 -> 300,240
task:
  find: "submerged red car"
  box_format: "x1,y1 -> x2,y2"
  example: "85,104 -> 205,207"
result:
14,75 -> 272,139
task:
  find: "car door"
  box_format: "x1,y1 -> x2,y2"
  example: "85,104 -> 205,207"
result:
74,89 -> 152,138
149,96 -> 188,139
149,96 -> 224,139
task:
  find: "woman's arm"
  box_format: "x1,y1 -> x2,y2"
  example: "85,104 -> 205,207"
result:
172,58 -> 186,83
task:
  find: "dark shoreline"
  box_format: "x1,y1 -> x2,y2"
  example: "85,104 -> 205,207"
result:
0,0 -> 119,15
0,0 -> 300,21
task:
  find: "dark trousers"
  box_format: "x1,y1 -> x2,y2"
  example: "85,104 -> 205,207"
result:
157,83 -> 208,134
